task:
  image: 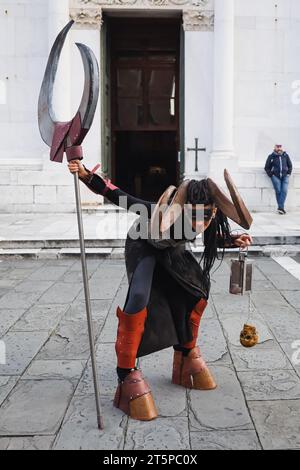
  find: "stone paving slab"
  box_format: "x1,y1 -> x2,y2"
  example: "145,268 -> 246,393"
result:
281,291 -> 300,310
238,370 -> 300,401
199,318 -> 229,364
255,259 -> 289,276
140,349 -> 187,418
229,340 -> 292,372
248,400 -> 300,450
0,379 -> 74,436
53,395 -> 126,450
220,313 -> 273,347
250,290 -> 289,311
212,294 -> 251,316
27,265 -> 72,282
11,304 -> 69,333
189,365 -> 253,432
5,267 -> 43,280
0,291 -> 42,310
264,273 -> 300,291
125,417 -> 190,450
99,284 -> 128,343
75,343 -> 117,398
67,259 -> 102,273
190,430 -> 261,450
23,360 -> 86,383
0,309 -> 27,337
0,377 -> 19,406
36,317 -> 103,361
38,282 -> 83,305
0,279 -> 20,288
77,265 -> 126,301
0,436 -> 55,450
262,309 -> 300,343
279,342 -> 300,376
0,331 -> 49,376
64,299 -> 111,323
14,280 -> 54,294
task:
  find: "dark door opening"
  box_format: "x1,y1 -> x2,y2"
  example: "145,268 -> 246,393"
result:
109,17 -> 181,201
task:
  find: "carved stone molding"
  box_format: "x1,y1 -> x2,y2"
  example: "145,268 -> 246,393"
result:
71,0 -> 213,10
70,0 -> 215,30
182,9 -> 214,31
69,8 -> 103,28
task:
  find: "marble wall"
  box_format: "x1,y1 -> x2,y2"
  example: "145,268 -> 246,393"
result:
0,0 -> 299,213
0,0 -> 101,213
234,0 -> 300,210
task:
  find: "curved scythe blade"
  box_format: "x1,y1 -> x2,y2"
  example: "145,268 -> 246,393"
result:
38,20 -> 74,147
74,42 -> 99,138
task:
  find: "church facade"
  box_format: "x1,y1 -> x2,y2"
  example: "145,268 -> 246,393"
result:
0,0 -> 299,212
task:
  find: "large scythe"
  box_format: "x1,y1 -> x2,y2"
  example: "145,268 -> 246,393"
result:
38,20 -> 104,430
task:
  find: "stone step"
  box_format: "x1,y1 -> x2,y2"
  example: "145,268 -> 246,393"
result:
1,245 -> 300,260
1,234 -> 300,251
0,239 -> 125,249
0,247 -> 123,260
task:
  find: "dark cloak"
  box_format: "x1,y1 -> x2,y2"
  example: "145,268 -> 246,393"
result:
78,170 -> 212,358
124,218 -> 210,358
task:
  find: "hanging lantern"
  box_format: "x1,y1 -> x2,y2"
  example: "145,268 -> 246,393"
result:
229,249 -> 258,347
229,250 -> 253,295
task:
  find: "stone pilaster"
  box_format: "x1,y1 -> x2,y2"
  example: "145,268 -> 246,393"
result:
209,0 -> 235,181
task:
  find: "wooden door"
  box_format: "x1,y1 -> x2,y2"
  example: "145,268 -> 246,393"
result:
109,18 -> 181,200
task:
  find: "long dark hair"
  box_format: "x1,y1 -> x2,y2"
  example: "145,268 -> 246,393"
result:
187,179 -> 232,283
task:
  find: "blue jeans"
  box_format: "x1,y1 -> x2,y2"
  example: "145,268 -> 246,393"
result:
271,175 -> 290,210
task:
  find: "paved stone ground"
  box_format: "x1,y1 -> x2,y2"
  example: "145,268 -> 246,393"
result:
0,256 -> 300,450
1,210 -> 300,244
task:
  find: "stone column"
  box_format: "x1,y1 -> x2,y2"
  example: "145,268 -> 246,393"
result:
48,0 -> 71,123
183,8 -> 214,180
209,0 -> 235,180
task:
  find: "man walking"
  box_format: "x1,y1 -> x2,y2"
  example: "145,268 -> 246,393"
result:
265,144 -> 293,214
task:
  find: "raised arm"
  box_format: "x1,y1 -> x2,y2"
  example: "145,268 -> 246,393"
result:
217,232 -> 253,249
68,160 -> 153,218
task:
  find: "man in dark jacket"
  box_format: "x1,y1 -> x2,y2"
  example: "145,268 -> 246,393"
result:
265,145 -> 293,214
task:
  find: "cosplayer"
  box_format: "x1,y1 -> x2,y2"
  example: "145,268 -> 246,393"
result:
68,161 -> 253,422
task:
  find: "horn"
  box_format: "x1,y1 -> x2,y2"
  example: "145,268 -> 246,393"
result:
75,43 -> 99,134
160,180 -> 190,233
150,186 -> 177,237
38,20 -> 74,147
207,170 -> 253,230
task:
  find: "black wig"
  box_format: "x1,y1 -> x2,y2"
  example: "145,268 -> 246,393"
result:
187,179 -> 232,282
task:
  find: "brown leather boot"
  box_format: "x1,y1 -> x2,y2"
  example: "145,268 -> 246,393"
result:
114,306 -> 158,420
172,347 -> 217,390
172,299 -> 217,390
114,369 -> 158,421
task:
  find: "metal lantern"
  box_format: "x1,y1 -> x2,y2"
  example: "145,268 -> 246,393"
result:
229,250 -> 253,296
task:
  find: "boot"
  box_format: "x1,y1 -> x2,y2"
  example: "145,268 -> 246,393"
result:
114,369 -> 158,421
172,299 -> 217,390
114,306 -> 158,420
172,347 -> 217,390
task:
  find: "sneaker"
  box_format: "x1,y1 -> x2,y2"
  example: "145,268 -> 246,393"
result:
278,209 -> 285,215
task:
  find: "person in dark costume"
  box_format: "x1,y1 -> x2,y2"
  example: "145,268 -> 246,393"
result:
68,160 -> 253,421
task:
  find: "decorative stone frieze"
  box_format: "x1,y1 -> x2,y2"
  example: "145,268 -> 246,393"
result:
73,0 -> 212,7
69,8 -> 103,28
70,0 -> 214,30
182,9 -> 214,31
